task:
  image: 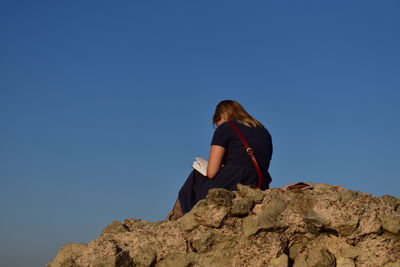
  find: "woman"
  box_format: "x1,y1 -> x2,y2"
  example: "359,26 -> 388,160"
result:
168,100 -> 273,220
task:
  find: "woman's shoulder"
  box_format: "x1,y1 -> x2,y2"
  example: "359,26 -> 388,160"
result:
232,120 -> 265,130
235,120 -> 271,138
216,120 -> 268,133
214,121 -> 232,134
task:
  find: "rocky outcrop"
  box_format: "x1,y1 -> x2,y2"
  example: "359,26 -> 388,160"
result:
48,183 -> 400,267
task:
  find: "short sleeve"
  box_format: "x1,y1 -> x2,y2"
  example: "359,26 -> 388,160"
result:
211,122 -> 230,147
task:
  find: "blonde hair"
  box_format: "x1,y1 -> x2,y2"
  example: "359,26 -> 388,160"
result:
212,100 -> 263,128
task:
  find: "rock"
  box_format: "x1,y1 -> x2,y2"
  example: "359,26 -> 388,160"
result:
340,246 -> 361,259
189,231 -> 214,253
178,212 -> 199,231
289,242 -> 305,260
192,199 -> 230,228
48,183 -> 400,267
122,218 -> 151,232
242,211 -> 279,237
303,209 -> 325,228
132,247 -> 156,266
336,257 -> 355,267
156,253 -> 192,267
338,190 -> 358,203
196,246 -> 235,266
334,217 -> 359,236
102,221 -> 129,234
358,213 -> 382,236
205,188 -> 235,207
294,249 -> 336,267
381,194 -> 400,213
286,191 -> 317,213
230,197 -> 254,217
236,183 -> 264,203
381,213 -> 400,234
262,193 -> 287,217
242,196 -> 286,237
384,259 -> 400,267
47,243 -> 87,267
269,253 -> 289,267
313,183 -> 336,193
91,250 -> 133,267
188,188 -> 234,228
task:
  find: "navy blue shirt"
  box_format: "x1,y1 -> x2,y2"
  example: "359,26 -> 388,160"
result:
211,120 -> 273,174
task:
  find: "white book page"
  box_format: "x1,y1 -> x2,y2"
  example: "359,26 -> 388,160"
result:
192,157 -> 208,176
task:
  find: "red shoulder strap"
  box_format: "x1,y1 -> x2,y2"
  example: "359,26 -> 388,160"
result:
227,121 -> 264,189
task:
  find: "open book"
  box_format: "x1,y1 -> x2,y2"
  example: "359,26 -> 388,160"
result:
192,157 -> 208,176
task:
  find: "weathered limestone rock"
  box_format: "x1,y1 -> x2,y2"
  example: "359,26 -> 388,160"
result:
91,250 -> 133,267
334,217 -> 360,236
178,212 -> 199,231
232,232 -> 287,266
289,242 -> 306,260
286,191 -> 317,213
269,253 -> 289,267
340,246 -> 361,259
189,231 -> 214,253
294,248 -> 336,267
303,209 -> 325,228
242,210 -> 284,237
384,259 -> 400,267
156,253 -> 192,267
122,218 -> 152,232
242,196 -> 286,236
205,188 -> 235,206
236,183 -> 264,203
381,194 -> 400,213
190,188 -> 234,228
48,183 -> 400,267
192,199 -> 230,228
336,257 -> 355,267
313,183 -> 336,193
102,221 -> 129,234
356,235 -> 400,266
230,197 -> 254,217
382,213 -> 400,234
132,246 -> 156,266
47,243 -> 87,267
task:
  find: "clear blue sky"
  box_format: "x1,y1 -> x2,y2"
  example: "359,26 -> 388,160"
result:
1,1 -> 399,266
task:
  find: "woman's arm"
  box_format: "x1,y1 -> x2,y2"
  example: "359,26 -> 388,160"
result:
206,145 -> 225,179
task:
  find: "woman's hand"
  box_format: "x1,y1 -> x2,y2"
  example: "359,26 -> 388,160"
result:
206,145 -> 225,179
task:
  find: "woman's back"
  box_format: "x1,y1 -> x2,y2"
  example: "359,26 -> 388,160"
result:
208,120 -> 272,191
211,120 -> 273,172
